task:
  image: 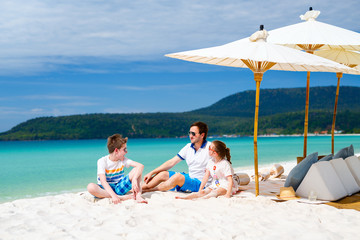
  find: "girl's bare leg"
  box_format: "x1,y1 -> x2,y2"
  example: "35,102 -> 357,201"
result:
201,188 -> 227,199
175,188 -> 210,200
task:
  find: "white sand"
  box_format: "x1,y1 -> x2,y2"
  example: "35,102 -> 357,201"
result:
1,162 -> 360,240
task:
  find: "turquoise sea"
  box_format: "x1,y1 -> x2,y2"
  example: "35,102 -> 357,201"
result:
1,135 -> 359,203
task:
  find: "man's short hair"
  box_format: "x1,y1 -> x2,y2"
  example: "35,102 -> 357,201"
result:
190,121 -> 208,141
107,134 -> 128,153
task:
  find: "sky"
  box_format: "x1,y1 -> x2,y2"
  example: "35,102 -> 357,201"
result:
0,0 -> 359,132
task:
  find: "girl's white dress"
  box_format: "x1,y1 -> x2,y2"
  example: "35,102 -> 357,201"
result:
206,159 -> 238,193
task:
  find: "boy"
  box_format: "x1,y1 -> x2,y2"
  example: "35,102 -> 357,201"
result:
87,134 -> 147,204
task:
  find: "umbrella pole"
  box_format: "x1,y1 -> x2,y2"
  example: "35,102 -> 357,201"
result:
303,71 -> 310,158
331,72 -> 343,155
253,73 -> 263,196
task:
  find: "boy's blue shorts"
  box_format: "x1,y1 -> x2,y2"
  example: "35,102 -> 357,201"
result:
168,171 -> 201,193
99,175 -> 132,195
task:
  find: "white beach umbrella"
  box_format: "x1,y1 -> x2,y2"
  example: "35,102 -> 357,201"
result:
267,7 -> 360,160
313,49 -> 360,154
314,50 -> 360,67
166,26 -> 356,196
267,9 -> 360,51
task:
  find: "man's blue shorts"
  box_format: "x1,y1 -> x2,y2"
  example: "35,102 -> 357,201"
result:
99,175 -> 132,195
168,171 -> 201,193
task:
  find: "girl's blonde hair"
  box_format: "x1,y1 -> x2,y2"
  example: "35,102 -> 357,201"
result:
212,140 -> 231,164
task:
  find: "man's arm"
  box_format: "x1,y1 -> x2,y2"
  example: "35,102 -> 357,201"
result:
198,169 -> 210,193
98,174 -> 123,204
143,155 -> 182,184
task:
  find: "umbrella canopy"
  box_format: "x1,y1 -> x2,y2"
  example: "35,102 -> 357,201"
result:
267,9 -> 360,51
167,33 -> 356,73
314,49 -> 360,154
314,49 -> 360,67
166,27 -> 355,196
267,8 -> 360,159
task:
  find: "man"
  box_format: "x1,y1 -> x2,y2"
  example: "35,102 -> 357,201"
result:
142,121 -> 211,193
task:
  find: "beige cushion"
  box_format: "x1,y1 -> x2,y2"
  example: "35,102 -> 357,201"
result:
296,161 -> 347,201
330,158 -> 360,195
345,156 -> 360,187
233,173 -> 250,186
270,164 -> 284,177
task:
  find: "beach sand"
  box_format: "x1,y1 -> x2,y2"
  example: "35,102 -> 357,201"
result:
1,162 -> 360,240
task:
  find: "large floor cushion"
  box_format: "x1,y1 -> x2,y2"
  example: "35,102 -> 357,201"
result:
345,156 -> 360,187
334,144 -> 354,159
296,161 -> 347,201
330,158 -> 360,195
284,152 -> 318,191
318,154 -> 333,162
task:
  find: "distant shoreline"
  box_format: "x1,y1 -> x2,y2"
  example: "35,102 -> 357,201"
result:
1,86 -> 359,141
1,133 -> 360,142
210,133 -> 360,138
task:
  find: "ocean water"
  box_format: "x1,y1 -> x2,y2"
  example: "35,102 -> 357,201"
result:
0,135 -> 359,203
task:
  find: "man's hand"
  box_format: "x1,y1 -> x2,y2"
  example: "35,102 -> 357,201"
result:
143,172 -> 154,184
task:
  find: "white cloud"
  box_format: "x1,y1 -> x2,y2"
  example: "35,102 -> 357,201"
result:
0,105 -> 90,118
22,95 -> 91,101
0,0 -> 358,74
57,101 -> 100,107
114,84 -> 195,91
103,107 -> 145,114
0,106 -> 45,115
1,94 -> 97,101
29,108 -> 44,114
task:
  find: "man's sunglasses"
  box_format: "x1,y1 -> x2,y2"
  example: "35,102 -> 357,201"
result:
188,131 -> 199,136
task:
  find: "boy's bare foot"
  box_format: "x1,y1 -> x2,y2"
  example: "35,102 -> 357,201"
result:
175,196 -> 184,199
119,194 -> 135,201
135,195 -> 148,204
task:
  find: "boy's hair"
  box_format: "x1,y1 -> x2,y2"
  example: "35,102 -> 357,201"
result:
107,134 -> 128,153
190,121 -> 208,141
212,140 -> 232,164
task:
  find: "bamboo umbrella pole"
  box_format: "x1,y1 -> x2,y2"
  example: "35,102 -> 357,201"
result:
303,71 -> 310,158
242,59 -> 275,197
253,72 -> 263,196
297,46 -> 322,162
331,72 -> 343,155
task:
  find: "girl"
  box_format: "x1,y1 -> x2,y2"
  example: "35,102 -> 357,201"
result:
176,140 -> 238,200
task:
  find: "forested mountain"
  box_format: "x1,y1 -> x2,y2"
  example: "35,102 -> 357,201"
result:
1,86 -> 359,140
191,86 -> 360,117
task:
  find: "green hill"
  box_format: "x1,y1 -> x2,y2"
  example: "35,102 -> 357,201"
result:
191,86 -> 360,117
1,86 -> 360,141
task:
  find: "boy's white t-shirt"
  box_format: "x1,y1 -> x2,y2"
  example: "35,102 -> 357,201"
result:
97,155 -> 133,185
